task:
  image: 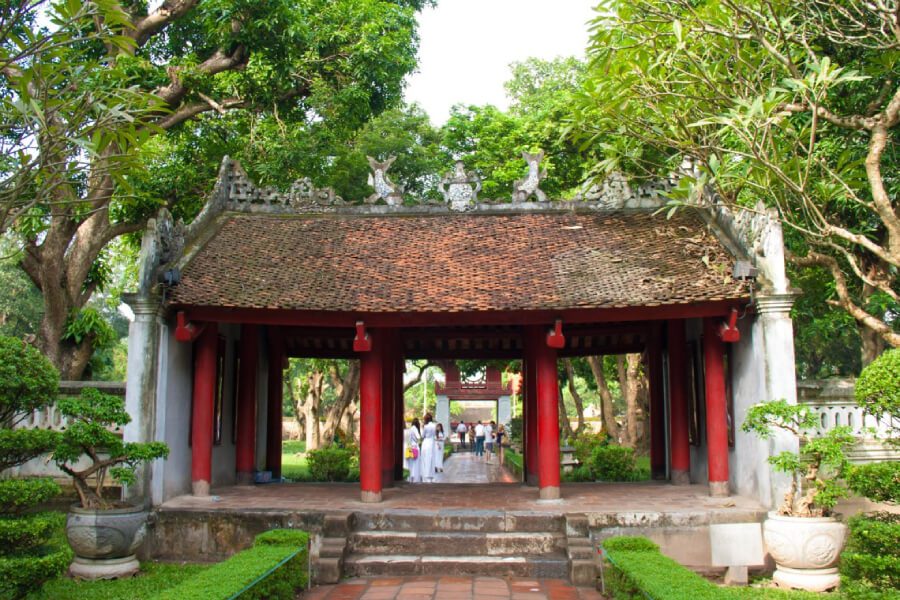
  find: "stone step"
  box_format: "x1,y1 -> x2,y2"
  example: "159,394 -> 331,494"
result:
349,530 -> 566,556
352,510 -> 565,533
344,553 -> 570,579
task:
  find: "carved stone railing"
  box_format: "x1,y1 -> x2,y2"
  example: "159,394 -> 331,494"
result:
17,381 -> 126,434
797,379 -> 899,463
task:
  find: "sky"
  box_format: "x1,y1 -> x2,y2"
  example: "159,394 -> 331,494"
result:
404,0 -> 598,125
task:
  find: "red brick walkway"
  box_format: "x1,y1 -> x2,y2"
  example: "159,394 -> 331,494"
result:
300,576 -> 606,600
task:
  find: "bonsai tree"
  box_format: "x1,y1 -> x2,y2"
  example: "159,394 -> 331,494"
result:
742,400 -> 856,517
54,388 -> 168,509
0,336 -> 70,598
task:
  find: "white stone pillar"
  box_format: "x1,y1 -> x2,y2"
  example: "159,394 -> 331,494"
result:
497,395 -> 512,427
756,293 -> 801,508
122,294 -> 163,506
435,395 -> 450,440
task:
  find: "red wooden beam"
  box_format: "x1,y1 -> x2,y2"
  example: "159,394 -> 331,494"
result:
175,311 -> 206,343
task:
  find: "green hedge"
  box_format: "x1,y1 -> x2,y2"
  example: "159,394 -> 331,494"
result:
601,536 -> 820,600
840,513 -> 900,599
505,449 -> 523,479
152,529 -> 308,600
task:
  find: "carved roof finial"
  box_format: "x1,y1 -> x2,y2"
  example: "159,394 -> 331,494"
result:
366,155 -> 404,206
512,150 -> 548,203
439,160 -> 481,211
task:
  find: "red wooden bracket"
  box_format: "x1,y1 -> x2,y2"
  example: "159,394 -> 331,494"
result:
718,308 -> 741,343
546,318 -> 566,349
174,311 -> 206,343
353,321 -> 372,352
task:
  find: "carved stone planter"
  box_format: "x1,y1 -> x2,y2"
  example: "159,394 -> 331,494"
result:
763,512 -> 847,592
66,504 -> 148,579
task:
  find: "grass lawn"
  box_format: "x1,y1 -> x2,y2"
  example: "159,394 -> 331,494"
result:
28,561 -> 211,600
281,440 -> 310,481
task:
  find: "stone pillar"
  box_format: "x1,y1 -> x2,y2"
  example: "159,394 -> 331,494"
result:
497,395 -> 511,427
359,329 -> 383,503
235,325 -> 259,484
394,355 -> 405,481
191,323 -> 219,497
122,295 -> 162,506
756,293 -> 801,505
703,317 -> 730,497
265,340 -> 284,479
647,327 -> 667,480
667,320 -> 691,485
435,395 -> 450,442
535,328 -> 561,500
524,327 -> 540,485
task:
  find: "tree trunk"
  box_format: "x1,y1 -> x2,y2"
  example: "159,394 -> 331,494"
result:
320,361 -> 360,445
587,356 -> 620,443
617,354 -> 644,448
303,370 -> 325,451
564,359 -> 586,434
558,383 -> 573,439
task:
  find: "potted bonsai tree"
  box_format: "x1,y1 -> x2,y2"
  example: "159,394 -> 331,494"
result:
742,399 -> 856,592
53,387 -> 168,579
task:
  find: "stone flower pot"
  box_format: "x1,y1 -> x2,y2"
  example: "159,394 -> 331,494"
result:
763,511 -> 848,592
66,504 -> 148,579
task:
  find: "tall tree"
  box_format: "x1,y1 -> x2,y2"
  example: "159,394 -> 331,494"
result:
576,0 -> 900,363
1,0 -> 430,378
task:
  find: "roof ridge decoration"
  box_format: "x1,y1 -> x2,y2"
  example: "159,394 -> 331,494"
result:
439,160 -> 482,211
512,151 -> 548,203
365,156 -> 403,205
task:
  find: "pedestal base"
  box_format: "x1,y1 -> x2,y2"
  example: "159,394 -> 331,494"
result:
773,566 -> 840,592
709,481 -> 729,497
539,486 -> 560,500
671,469 -> 690,485
192,480 -> 210,496
361,490 -> 382,503
70,555 -> 139,580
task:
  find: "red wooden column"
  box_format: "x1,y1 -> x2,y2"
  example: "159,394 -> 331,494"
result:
647,326 -> 666,480
667,320 -> 691,484
703,317 -> 730,497
235,325 -> 259,484
358,328 -> 383,503
266,336 -> 284,479
380,329 -> 397,488
523,327 -> 539,486
534,327 -> 561,500
191,323 -> 218,496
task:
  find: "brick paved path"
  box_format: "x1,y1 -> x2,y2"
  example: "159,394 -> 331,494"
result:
431,452 -> 517,484
301,576 -> 606,599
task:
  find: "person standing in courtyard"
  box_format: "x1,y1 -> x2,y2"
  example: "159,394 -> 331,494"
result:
468,423 -> 475,449
420,413 -> 437,482
484,420 -> 494,462
435,423 -> 445,473
404,418 -> 422,483
474,420 -> 485,457
456,420 -> 468,450
496,424 -> 506,466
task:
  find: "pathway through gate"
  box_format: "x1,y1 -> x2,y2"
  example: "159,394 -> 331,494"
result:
432,452 -> 516,484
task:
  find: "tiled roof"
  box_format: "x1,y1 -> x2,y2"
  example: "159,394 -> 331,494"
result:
169,210 -> 749,312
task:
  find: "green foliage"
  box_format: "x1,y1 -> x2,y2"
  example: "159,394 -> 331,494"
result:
0,256 -> 42,340
152,529 -> 309,600
572,430 -> 610,465
847,462 -> 900,504
31,561 -> 211,600
63,309 -> 116,349
742,400 -> 855,515
855,349 -> 900,430
588,445 -> 638,481
0,429 -> 60,473
0,337 -> 59,425
602,536 -> 820,600
508,416 -> 524,447
305,446 -> 354,482
0,512 -> 70,600
0,479 -> 60,516
840,513 -> 900,599
505,449 -> 523,479
54,388 -> 169,509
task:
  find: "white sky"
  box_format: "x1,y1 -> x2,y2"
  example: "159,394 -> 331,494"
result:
404,0 -> 598,125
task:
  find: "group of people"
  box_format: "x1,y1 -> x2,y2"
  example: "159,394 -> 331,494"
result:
455,420 -> 505,463
403,413 -> 445,483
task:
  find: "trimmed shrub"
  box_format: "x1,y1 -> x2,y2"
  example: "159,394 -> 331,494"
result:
847,461 -> 900,504
153,529 -> 309,600
840,512 -> 900,599
0,512 -> 72,600
306,446 -> 353,482
589,445 -> 637,481
563,464 -> 594,482
855,348 -> 900,427
572,430 -> 609,465
601,536 -> 820,600
505,449 -> 523,479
